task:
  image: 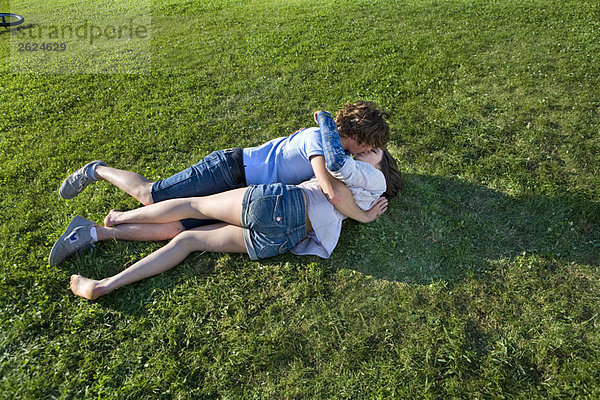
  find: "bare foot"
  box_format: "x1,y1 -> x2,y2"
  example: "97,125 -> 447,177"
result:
70,274 -> 103,300
104,209 -> 121,227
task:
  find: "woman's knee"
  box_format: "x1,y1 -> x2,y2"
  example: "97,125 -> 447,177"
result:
170,230 -> 204,251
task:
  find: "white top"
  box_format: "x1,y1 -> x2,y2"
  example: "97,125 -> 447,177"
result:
291,157 -> 386,259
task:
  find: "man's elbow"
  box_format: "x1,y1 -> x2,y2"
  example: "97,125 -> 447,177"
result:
325,187 -> 349,207
327,191 -> 343,206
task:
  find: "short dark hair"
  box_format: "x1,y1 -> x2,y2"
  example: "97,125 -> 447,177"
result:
379,148 -> 402,199
335,101 -> 390,148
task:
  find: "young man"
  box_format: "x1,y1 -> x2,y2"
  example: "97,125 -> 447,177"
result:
50,102 -> 390,266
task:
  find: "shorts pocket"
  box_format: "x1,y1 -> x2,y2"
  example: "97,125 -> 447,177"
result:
247,194 -> 287,233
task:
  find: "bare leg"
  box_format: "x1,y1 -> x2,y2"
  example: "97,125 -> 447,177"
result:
105,188 -> 247,228
95,221 -> 185,242
94,165 -> 155,205
70,223 -> 246,300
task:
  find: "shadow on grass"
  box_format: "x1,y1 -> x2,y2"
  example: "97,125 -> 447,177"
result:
318,173 -> 599,284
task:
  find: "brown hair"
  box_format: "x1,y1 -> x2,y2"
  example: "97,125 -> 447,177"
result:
335,101 -> 390,148
379,148 -> 402,199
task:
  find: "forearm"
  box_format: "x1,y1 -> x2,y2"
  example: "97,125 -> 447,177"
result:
311,155 -> 366,221
317,111 -> 347,172
328,179 -> 371,223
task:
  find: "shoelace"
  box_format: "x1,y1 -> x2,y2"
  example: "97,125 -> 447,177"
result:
78,174 -> 87,189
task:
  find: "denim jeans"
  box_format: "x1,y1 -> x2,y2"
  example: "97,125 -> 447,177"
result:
151,148 -> 246,229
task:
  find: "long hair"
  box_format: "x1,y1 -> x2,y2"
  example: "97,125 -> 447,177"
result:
379,148 -> 402,199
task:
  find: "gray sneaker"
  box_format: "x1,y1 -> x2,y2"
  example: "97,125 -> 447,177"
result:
59,160 -> 106,199
49,216 -> 96,266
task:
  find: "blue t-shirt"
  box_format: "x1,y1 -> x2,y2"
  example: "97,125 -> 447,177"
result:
242,128 -> 324,185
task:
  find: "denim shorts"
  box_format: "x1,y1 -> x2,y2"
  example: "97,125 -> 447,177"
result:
241,183 -> 306,260
151,148 -> 246,230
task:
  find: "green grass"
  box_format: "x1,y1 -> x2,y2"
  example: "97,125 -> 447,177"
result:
1,0 -> 599,398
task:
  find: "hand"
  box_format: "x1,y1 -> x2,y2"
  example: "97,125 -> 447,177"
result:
314,110 -> 332,124
313,110 -> 323,124
364,197 -> 388,222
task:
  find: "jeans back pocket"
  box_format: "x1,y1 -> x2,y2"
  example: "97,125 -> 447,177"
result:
247,194 -> 287,236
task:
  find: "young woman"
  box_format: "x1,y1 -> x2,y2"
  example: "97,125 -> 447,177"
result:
66,112 -> 402,299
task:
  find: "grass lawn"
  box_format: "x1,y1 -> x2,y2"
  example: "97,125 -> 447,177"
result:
1,0 -> 599,398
